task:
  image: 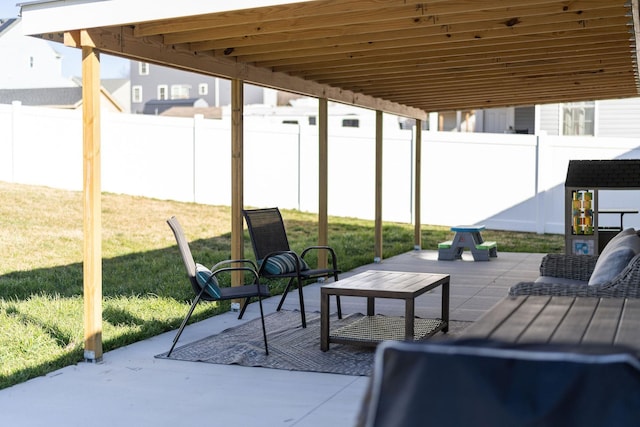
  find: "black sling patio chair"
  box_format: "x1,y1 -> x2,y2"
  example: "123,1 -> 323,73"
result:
358,339 -> 640,427
242,207 -> 341,328
166,216 -> 270,356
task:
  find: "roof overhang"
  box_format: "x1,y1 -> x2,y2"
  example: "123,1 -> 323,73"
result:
20,0 -> 640,119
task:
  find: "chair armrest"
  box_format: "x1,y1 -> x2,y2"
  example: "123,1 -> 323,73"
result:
539,254 -> 598,282
509,281 -> 590,297
301,246 -> 339,270
210,259 -> 261,285
211,258 -> 258,272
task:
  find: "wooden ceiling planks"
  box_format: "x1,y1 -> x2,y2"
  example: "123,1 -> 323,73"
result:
56,0 -> 639,115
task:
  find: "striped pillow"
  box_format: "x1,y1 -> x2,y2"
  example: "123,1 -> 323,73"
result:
261,253 -> 309,275
194,263 -> 222,298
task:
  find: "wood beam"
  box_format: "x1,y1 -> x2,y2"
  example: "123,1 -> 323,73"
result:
318,98 -> 328,269
414,121 -> 422,251
68,27 -> 426,120
231,79 -> 244,285
81,41 -> 103,362
374,110 -> 383,263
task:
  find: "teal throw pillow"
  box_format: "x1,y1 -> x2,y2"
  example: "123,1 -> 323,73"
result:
195,263 -> 222,298
261,253 -> 309,275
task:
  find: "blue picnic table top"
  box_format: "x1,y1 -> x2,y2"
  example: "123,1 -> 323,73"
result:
451,225 -> 485,233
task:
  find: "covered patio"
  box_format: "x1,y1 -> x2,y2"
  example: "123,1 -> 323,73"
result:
19,0 -> 640,363
0,250 -> 543,426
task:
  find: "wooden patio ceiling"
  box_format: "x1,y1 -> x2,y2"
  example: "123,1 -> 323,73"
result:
36,0 -> 640,119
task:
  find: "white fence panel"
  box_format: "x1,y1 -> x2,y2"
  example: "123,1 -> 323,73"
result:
4,104 -> 640,236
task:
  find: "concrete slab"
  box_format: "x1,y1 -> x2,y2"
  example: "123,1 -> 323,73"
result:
0,250 -> 543,427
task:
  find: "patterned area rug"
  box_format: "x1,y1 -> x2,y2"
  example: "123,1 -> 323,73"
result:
156,310 -> 471,376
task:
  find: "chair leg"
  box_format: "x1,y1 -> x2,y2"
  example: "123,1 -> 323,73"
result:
238,297 -> 251,319
276,277 -> 296,311
167,293 -> 202,357
296,277 -> 307,328
334,273 -> 342,319
257,295 -> 269,355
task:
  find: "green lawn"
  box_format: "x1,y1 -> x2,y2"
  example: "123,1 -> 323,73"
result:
0,181 -> 564,389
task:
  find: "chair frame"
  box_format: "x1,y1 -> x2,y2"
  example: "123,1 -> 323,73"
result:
242,207 -> 341,328
167,216 -> 269,356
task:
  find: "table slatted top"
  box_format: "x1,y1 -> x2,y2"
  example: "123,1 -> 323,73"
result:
462,295 -> 640,352
320,270 -> 449,298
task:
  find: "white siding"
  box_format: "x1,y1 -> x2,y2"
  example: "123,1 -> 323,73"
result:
539,104 -> 560,135
596,97 -> 640,137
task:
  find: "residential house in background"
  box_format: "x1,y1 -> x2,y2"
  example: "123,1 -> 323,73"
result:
129,60 -> 273,115
0,18 -> 129,112
0,18 -> 74,89
437,99 -> 640,137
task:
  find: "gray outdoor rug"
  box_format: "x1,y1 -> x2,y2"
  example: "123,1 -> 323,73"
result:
156,310 -> 472,376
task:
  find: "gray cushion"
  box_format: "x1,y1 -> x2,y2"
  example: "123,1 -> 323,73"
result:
588,228 -> 640,287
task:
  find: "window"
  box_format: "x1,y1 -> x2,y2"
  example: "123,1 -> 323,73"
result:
132,85 -> 143,103
138,62 -> 149,75
308,116 -> 317,126
342,118 -> 359,128
157,85 -> 168,100
562,102 -> 595,136
171,84 -> 191,99
198,83 -> 208,96
29,56 -> 34,68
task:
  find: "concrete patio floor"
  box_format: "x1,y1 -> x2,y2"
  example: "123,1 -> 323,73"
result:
0,250 -> 543,427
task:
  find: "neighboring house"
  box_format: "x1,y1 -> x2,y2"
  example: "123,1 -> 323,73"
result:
432,99 -> 640,138
0,18 -> 75,89
101,78 -> 131,113
0,18 -> 126,112
0,86 -> 124,112
130,61 -> 272,114
143,97 -> 209,115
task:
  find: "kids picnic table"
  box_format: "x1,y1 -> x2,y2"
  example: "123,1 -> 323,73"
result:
438,225 -> 497,261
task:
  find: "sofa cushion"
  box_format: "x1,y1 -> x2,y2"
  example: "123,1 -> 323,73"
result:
588,228 -> 640,287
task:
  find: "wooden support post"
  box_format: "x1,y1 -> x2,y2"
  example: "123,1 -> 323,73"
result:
374,110 -> 383,263
231,79 -> 244,288
81,43 -> 103,362
414,119 -> 422,250
318,98 -> 328,269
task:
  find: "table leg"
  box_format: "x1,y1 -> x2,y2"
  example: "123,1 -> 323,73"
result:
367,296 -> 375,316
442,279 -> 450,333
405,299 -> 415,340
320,290 -> 330,351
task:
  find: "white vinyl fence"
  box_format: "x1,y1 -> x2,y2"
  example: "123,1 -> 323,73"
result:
3,102 -> 640,236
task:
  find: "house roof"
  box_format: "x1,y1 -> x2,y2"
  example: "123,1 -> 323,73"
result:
143,98 -> 208,115
565,159 -> 640,188
0,87 -> 83,107
21,0 -> 640,120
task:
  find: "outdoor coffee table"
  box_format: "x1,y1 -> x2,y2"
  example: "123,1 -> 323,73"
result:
320,270 -> 450,351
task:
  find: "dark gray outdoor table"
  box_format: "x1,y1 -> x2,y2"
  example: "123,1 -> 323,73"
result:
320,270 -> 449,351
461,295 -> 640,353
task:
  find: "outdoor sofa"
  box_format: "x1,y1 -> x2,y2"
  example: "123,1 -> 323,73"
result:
509,228 -> 640,298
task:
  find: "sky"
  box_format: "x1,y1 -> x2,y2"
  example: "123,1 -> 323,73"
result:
0,1 -> 130,79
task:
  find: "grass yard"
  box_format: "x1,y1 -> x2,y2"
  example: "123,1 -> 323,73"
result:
0,181 -> 564,389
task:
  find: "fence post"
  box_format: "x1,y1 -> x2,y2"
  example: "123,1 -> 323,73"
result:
193,113 -> 204,203
10,101 -> 21,182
